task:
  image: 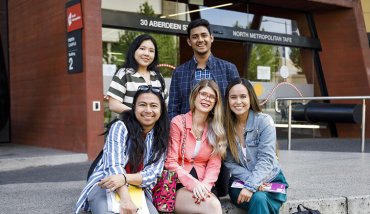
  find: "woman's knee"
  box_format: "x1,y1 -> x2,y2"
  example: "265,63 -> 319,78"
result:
250,191 -> 268,205
206,196 -> 222,211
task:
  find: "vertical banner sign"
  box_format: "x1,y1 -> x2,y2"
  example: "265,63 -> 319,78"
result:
66,0 -> 83,73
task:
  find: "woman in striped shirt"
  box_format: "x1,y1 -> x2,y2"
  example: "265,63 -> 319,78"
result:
107,34 -> 169,114
76,86 -> 169,214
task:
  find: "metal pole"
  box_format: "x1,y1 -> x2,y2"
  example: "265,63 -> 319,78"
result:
274,96 -> 370,152
361,99 -> 366,152
284,21 -> 287,66
288,100 -> 292,150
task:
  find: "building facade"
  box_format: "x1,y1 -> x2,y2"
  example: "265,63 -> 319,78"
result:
1,0 -> 369,158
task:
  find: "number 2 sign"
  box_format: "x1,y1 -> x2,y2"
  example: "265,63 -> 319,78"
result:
66,0 -> 83,73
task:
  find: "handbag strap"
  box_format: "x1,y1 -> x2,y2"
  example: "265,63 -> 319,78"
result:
297,204 -> 319,213
297,204 -> 307,212
181,114 -> 187,167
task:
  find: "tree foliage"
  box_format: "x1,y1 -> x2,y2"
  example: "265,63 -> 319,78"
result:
247,44 -> 279,81
289,47 -> 302,71
139,1 -> 155,16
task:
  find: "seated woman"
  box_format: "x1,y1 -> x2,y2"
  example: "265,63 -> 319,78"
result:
165,79 -> 227,214
75,85 -> 169,214
224,78 -> 288,214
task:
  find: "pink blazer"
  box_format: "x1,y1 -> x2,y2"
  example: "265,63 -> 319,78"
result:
165,112 -> 221,191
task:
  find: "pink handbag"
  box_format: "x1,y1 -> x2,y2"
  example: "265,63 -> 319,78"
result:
152,169 -> 177,212
152,115 -> 186,213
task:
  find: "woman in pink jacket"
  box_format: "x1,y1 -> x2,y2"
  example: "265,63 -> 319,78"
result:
165,79 -> 227,214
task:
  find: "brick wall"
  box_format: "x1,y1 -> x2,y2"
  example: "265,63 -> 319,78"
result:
8,0 -> 104,158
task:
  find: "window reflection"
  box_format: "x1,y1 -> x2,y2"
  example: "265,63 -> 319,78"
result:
260,17 -> 300,36
200,7 -> 253,29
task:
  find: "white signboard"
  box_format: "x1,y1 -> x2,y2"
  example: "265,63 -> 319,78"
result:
257,66 -> 271,80
103,64 -> 117,76
103,64 -> 117,95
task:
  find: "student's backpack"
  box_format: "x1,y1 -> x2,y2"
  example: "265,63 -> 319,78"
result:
86,150 -> 103,180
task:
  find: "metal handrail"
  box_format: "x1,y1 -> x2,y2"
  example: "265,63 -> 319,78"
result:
275,96 -> 370,152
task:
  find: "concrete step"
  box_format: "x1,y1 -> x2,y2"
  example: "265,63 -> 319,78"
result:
1,141 -> 370,213
220,195 -> 370,214
1,180 -> 369,214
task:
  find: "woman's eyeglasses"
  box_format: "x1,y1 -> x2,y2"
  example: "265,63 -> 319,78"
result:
198,91 -> 217,102
137,85 -> 162,94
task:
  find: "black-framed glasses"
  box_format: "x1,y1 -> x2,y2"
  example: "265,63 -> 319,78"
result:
137,85 -> 162,94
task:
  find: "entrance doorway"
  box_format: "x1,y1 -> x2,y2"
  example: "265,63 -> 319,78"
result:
101,1 -> 323,138
0,0 -> 10,143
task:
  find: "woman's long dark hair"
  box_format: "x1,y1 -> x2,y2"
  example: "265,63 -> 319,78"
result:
121,34 -> 166,90
108,89 -> 168,172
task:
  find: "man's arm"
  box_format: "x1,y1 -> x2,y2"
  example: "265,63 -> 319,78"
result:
168,70 -> 181,121
228,63 -> 240,81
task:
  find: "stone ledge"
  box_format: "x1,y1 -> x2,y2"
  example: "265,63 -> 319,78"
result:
347,195 -> 370,214
220,195 -> 370,214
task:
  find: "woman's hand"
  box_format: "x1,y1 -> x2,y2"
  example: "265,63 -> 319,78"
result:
237,188 -> 253,204
98,174 -> 126,192
258,182 -> 269,191
192,183 -> 211,204
119,196 -> 137,214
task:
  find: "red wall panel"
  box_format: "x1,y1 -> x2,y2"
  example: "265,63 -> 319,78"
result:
313,1 -> 370,137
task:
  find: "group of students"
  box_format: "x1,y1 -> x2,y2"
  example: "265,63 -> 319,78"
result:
75,18 -> 288,214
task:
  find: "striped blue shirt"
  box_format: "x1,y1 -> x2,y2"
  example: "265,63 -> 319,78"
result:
75,121 -> 165,213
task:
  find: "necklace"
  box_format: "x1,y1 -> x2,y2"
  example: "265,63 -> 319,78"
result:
236,123 -> 246,135
192,124 -> 204,140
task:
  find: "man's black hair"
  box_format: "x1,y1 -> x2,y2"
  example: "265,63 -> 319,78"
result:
187,18 -> 211,38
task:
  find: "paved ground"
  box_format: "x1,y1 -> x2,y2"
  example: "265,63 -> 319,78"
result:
277,138 -> 370,153
0,162 -> 90,185
0,138 -> 370,214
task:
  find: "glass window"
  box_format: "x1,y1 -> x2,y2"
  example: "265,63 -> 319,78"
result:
102,28 -> 179,78
200,6 -> 254,28
244,42 -> 315,125
260,17 -> 300,35
101,0 -> 321,138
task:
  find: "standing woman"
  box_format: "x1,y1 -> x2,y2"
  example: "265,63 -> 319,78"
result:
107,34 -> 168,113
165,79 -> 227,214
224,78 -> 288,214
75,86 -> 169,214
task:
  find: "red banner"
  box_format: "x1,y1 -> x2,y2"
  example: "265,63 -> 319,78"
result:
66,3 -> 83,32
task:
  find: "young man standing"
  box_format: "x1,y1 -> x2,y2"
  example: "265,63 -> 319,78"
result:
168,18 -> 240,121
